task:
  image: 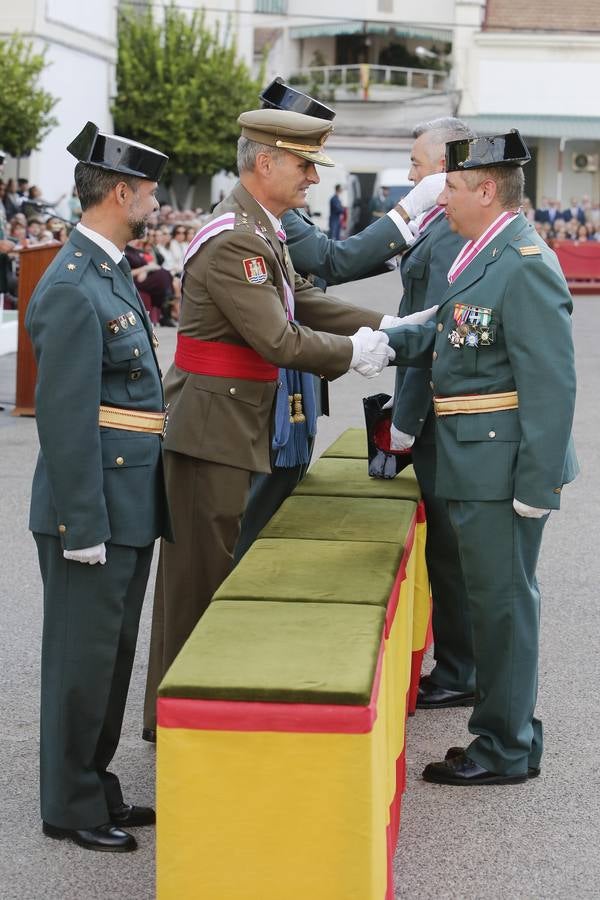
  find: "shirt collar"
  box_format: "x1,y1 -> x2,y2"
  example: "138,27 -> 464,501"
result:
76,222 -> 124,264
255,200 -> 283,235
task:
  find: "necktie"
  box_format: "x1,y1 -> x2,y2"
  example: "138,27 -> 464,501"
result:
118,255 -> 134,284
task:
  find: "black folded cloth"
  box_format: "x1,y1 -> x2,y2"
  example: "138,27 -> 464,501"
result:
363,392 -> 412,480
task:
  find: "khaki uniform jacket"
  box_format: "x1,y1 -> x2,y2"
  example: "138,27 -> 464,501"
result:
163,183 -> 382,472
385,214 -> 578,509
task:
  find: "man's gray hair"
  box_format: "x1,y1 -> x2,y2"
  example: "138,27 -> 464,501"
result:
413,117 -> 475,145
237,136 -> 282,174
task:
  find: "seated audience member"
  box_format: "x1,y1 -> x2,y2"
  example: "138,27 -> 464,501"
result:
3,178 -> 20,220
125,238 -> 177,326
167,225 -> 188,276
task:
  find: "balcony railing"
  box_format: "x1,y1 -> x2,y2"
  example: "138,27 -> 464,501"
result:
289,64 -> 447,93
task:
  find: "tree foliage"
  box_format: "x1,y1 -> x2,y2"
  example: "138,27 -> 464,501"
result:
113,3 -> 263,185
0,34 -> 58,157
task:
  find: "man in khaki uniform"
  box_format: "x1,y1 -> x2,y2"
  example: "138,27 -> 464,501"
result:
142,109 -> 434,737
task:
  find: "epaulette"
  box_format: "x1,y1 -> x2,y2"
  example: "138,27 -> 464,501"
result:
510,230 -> 543,258
53,249 -> 92,284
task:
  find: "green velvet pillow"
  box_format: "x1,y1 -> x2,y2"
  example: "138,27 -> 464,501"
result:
213,538 -> 403,607
159,600 -> 385,705
295,457 -> 421,502
321,428 -> 368,459
261,495 -> 417,545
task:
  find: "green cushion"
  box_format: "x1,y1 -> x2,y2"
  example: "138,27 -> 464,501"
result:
159,600 -> 385,705
321,428 -> 368,459
213,538 -> 404,607
261,495 -> 416,545
294,457 -> 421,502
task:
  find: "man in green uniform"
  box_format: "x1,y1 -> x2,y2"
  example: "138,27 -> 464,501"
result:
26,122 -> 171,849
142,108 -> 437,739
234,78 -> 446,563
390,117 -> 477,709
383,130 -> 578,784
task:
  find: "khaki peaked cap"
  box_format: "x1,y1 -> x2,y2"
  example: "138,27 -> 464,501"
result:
238,109 -> 335,167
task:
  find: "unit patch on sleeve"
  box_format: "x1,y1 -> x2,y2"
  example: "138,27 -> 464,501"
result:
242,256 -> 268,284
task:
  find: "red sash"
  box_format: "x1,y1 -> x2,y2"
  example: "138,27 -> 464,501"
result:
174,334 -> 278,381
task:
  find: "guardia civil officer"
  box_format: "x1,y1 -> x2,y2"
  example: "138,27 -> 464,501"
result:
26,122 -> 171,849
233,78 -> 445,562
382,131 -> 578,784
142,108 -> 432,738
389,117 -> 477,710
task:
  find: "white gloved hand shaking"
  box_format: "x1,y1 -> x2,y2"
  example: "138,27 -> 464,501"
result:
350,327 -> 396,378
380,305 -> 439,329
390,424 -> 415,452
63,543 -> 107,565
513,499 -> 550,519
399,173 -> 446,220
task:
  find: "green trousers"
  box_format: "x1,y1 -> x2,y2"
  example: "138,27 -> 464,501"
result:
35,534 -> 154,828
447,499 -> 546,775
411,438 -> 475,692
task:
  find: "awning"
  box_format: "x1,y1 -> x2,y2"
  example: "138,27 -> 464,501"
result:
290,20 -> 452,42
461,115 -> 600,141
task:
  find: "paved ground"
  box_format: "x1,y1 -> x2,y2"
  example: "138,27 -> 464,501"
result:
0,273 -> 598,899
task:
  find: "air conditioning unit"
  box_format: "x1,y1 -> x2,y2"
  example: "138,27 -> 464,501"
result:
572,152 -> 598,173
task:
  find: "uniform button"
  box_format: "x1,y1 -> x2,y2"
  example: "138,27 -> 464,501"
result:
432,351 -> 438,361
130,370 -> 141,380
418,417 -> 424,422
389,242 -> 397,249
277,380 -> 283,388
58,524 -> 66,533
437,322 -> 444,332
116,456 -> 125,466
553,486 -> 562,494
133,347 -> 140,357
74,251 -> 83,258
488,431 -> 496,439
429,381 -> 435,390
229,387 -> 237,395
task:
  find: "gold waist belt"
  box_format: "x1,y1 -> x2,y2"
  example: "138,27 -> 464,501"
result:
99,404 -> 167,435
433,390 -> 518,417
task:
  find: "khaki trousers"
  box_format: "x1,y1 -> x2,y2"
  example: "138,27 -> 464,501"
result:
143,450 -> 251,731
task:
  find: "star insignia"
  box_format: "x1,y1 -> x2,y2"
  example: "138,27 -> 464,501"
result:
66,263 -> 77,271
100,262 -> 112,272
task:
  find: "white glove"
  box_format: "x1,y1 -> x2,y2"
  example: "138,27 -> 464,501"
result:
390,424 -> 415,452
380,305 -> 439,329
513,499 -> 550,519
63,543 -> 107,565
350,328 -> 396,378
399,173 -> 447,221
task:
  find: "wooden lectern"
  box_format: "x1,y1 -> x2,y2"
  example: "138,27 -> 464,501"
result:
12,242 -> 61,416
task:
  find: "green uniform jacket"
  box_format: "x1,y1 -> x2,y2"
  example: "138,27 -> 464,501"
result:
283,206 -> 407,286
26,229 -> 170,549
392,212 -> 466,440
385,214 -> 578,509
163,183 -> 382,473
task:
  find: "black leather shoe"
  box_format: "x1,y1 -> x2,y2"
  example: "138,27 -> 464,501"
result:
42,821 -> 137,851
423,750 -> 528,785
110,803 -> 156,827
142,727 -> 157,744
416,676 -> 475,709
445,746 -> 541,779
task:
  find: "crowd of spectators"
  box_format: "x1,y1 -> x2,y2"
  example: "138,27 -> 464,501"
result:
527,195 -> 600,245
2,177 -> 600,315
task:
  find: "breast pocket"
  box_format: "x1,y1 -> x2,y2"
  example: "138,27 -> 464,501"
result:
104,328 -> 153,402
